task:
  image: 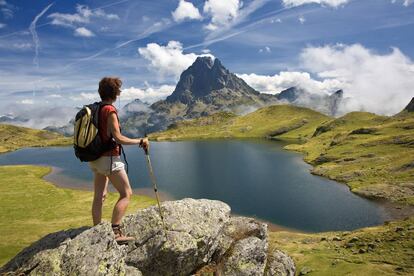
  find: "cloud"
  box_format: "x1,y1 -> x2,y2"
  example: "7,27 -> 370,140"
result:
74,27 -> 95,37
172,0 -> 202,22
13,43 -> 32,50
121,84 -> 175,103
391,0 -> 414,6
203,0 -> 242,30
3,104 -> 78,129
300,44 -> 414,115
138,40 -> 214,78
48,4 -> 119,28
21,99 -> 34,105
0,22 -> 5,28
299,15 -> 306,24
238,71 -> 343,95
258,46 -> 271,53
69,92 -> 99,102
0,0 -> 6,5
282,0 -> 350,8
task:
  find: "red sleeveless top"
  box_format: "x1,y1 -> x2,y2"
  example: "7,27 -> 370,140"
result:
99,104 -> 120,156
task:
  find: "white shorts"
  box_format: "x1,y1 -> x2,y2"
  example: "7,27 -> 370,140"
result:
89,156 -> 125,176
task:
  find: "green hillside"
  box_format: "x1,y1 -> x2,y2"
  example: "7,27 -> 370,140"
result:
150,105 -> 414,205
286,111 -> 414,204
150,104 -> 330,140
0,124 -> 71,153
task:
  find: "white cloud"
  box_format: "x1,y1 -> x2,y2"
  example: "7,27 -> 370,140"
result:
74,27 -> 95,37
391,0 -> 414,6
70,92 -> 99,102
13,43 -> 32,50
238,71 -> 343,95
21,99 -> 34,105
0,22 -> 5,28
48,4 -> 119,28
203,0 -> 242,30
138,40 -> 214,78
121,85 -> 175,103
0,0 -> 6,5
299,15 -> 306,24
270,18 -> 282,23
300,44 -> 414,115
259,46 -> 271,53
172,0 -> 202,22
282,0 -> 349,8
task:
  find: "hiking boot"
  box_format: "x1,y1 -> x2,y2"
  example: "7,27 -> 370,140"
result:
112,224 -> 135,244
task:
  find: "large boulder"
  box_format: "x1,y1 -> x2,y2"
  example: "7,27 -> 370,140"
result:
0,198 -> 295,275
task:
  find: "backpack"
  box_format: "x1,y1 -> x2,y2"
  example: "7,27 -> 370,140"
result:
73,102 -> 116,162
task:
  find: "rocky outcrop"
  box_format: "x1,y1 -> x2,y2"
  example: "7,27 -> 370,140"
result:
0,199 -> 295,276
276,87 -> 344,116
403,97 -> 414,112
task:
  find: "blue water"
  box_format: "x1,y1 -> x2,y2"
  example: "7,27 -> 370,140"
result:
0,139 -> 388,232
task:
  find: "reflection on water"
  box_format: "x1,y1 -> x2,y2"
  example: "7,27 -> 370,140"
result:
0,139 -> 389,232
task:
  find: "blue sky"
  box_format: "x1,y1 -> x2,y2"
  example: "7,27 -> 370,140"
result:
0,0 -> 413,127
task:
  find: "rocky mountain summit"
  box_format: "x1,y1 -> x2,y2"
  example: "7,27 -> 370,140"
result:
276,87 -> 344,116
403,97 -> 414,112
0,199 -> 295,276
122,57 -> 278,136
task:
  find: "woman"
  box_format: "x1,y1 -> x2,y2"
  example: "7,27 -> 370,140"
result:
89,76 -> 149,243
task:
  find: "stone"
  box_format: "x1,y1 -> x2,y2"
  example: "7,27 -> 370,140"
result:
332,236 -> 342,241
265,250 -> 295,276
0,199 -> 295,276
299,266 -> 312,275
349,237 -> 359,243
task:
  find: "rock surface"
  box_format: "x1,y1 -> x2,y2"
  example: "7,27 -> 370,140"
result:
0,198 -> 295,276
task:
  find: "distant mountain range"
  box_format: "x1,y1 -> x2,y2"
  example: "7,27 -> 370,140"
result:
121,57 -> 344,136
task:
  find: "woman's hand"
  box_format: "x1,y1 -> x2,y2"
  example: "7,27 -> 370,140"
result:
139,137 -> 150,154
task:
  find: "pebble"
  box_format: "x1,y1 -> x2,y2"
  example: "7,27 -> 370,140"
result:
333,236 -> 342,241
359,248 -> 366,254
349,237 -> 359,243
299,266 -> 312,275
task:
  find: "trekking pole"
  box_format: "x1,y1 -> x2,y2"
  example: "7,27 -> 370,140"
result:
142,140 -> 167,231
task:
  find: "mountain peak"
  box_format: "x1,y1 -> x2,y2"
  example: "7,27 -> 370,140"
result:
166,56 -> 258,104
403,97 -> 414,112
193,55 -> 215,68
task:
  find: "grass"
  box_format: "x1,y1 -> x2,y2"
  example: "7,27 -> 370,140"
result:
0,165 -> 156,267
0,124 -> 71,153
150,106 -> 414,205
269,217 -> 414,275
150,105 -> 329,141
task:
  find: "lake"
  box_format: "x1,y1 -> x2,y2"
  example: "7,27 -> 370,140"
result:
0,139 -> 389,232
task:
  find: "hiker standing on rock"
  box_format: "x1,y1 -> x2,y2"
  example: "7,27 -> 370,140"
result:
89,77 -> 149,243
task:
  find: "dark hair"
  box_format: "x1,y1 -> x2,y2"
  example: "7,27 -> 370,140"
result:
98,77 -> 122,101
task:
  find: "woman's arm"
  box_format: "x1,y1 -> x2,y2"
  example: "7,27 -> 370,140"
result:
108,112 -> 146,146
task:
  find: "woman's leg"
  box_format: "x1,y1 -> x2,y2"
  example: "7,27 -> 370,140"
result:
92,173 -> 108,226
108,169 -> 133,225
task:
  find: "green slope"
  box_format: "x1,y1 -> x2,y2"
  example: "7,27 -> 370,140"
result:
0,124 -> 71,153
150,104 -> 330,140
286,111 -> 414,204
